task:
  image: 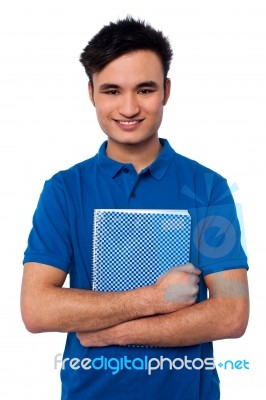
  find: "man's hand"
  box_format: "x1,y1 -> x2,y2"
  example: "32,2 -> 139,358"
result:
77,328 -> 115,347
152,263 -> 201,314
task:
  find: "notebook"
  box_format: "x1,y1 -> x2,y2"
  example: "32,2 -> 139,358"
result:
92,209 -> 191,292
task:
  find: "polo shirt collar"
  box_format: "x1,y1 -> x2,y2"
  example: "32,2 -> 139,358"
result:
97,139 -> 175,180
97,142 -> 126,178
148,139 -> 175,180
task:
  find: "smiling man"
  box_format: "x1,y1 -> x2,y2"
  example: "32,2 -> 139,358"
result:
89,48 -> 170,172
21,17 -> 249,400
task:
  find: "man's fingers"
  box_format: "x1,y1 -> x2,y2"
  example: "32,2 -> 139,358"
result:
168,263 -> 201,275
189,273 -> 200,285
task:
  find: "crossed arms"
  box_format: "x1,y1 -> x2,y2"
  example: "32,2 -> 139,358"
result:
21,262 -> 249,348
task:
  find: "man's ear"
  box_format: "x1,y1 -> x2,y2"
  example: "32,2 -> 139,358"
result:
163,78 -> 171,106
88,82 -> 95,106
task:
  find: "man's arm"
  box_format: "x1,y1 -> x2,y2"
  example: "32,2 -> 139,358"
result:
20,262 -> 200,333
77,268 -> 249,347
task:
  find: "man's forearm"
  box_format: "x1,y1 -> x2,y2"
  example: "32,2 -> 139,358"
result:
116,297 -> 249,347
22,284 -> 157,334
77,296 -> 249,348
21,262 -> 200,334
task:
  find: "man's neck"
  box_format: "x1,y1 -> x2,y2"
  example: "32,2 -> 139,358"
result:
106,137 -> 162,174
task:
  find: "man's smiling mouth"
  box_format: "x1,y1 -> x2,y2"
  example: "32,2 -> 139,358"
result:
114,119 -> 144,125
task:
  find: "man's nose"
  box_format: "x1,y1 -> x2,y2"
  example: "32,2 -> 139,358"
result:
118,93 -> 140,117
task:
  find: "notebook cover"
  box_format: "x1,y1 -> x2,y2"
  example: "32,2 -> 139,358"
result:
92,209 -> 191,292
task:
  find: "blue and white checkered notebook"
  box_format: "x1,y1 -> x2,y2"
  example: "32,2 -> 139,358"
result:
92,209 -> 191,292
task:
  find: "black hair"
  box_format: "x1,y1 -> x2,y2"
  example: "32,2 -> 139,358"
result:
79,16 -> 173,84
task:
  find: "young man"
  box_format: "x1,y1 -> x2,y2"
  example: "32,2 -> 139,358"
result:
21,17 -> 249,400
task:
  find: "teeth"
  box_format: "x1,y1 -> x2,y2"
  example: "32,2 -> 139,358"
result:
118,120 -> 139,125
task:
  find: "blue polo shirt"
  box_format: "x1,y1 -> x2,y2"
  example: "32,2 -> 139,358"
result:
23,139 -> 248,400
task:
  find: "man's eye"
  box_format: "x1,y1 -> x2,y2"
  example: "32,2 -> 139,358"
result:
105,90 -> 119,95
138,89 -> 152,94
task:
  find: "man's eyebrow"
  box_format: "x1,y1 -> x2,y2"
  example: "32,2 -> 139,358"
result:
99,83 -> 120,90
136,81 -> 159,89
99,81 -> 159,91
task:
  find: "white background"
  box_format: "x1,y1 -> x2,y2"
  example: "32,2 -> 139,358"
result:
0,0 -> 265,398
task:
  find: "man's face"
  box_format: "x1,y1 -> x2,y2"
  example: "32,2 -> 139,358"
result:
89,50 -> 170,150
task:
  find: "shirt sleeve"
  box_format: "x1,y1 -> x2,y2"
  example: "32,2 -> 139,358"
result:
191,172 -> 249,276
23,174 -> 73,272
